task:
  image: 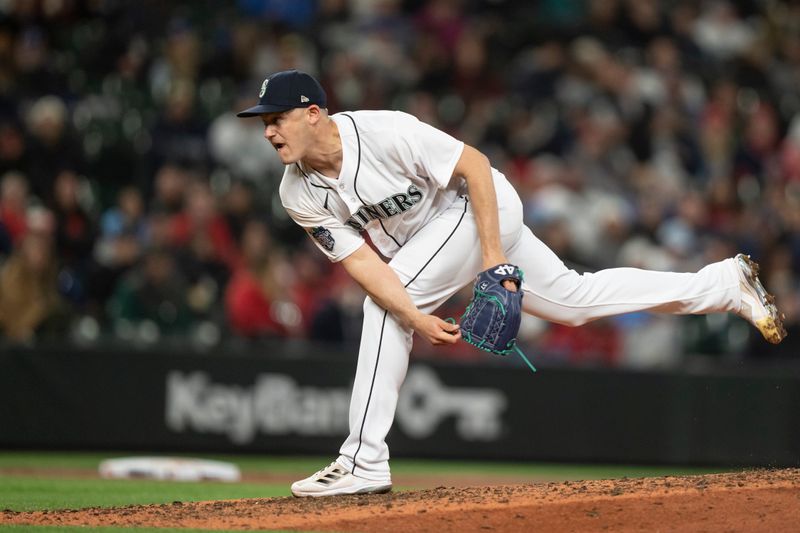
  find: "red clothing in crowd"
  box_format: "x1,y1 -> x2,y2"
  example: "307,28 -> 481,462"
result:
225,270 -> 287,337
169,213 -> 241,269
0,205 -> 26,243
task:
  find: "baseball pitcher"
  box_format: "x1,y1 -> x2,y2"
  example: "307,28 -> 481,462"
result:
237,70 -> 786,497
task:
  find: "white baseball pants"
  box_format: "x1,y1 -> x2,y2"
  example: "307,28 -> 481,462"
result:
335,174 -> 742,481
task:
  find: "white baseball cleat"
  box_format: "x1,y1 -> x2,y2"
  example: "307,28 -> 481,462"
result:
290,461 -> 392,497
735,254 -> 787,344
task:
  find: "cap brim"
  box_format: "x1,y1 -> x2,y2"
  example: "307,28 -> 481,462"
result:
235,103 -> 296,117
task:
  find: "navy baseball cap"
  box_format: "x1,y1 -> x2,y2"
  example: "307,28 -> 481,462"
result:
236,70 -> 327,117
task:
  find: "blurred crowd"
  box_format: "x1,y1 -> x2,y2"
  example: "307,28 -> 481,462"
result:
0,0 -> 798,367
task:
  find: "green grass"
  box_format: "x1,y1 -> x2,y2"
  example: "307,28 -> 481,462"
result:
0,476 -> 287,512
0,451 -> 727,479
0,451 -> 730,514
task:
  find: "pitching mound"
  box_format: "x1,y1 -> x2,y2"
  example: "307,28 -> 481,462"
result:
3,469 -> 799,532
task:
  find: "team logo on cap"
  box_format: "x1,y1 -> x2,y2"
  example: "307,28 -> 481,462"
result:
259,79 -> 269,98
300,95 -> 309,103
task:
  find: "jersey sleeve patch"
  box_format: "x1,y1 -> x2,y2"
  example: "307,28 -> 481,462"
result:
309,226 -> 335,251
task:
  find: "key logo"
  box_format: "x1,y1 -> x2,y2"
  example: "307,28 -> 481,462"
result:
396,366 -> 507,440
494,265 -> 516,276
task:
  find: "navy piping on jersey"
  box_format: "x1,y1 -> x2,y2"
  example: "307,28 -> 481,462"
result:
378,220 -> 402,248
340,113 -> 402,247
350,197 -> 470,476
295,163 -> 334,190
402,197 -> 469,289
296,162 -> 333,211
350,307 -> 388,476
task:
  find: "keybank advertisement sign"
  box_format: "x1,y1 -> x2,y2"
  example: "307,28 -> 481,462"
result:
165,366 -> 507,444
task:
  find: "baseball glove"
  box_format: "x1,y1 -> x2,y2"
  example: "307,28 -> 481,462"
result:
459,264 -> 536,372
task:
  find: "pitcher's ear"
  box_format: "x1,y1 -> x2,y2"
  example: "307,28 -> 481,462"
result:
306,104 -> 323,123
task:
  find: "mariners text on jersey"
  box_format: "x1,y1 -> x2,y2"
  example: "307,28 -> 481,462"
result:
345,184 -> 424,231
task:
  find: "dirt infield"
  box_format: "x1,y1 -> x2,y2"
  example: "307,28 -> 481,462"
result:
3,469 -> 800,532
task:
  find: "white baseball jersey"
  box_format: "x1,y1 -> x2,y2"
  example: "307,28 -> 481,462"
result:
276,108 -> 743,483
279,110 -> 468,261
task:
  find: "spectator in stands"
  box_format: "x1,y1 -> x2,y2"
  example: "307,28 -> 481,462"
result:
169,179 -> 239,272
24,96 -> 84,202
0,171 -> 29,246
90,186 -> 147,309
221,178 -> 258,245
99,186 -> 148,244
50,169 -> 97,306
148,80 -> 209,173
0,121 -> 30,178
0,231 -> 66,342
224,219 -> 294,338
150,164 -> 189,216
107,246 -> 193,340
208,95 -> 283,184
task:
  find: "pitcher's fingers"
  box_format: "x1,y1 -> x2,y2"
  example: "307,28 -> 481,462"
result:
442,320 -> 460,333
439,329 -> 460,344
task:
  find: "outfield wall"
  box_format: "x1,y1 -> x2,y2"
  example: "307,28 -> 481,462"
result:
1,344 -> 798,467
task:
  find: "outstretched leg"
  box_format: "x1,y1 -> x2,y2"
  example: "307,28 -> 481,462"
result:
506,226 -> 786,343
